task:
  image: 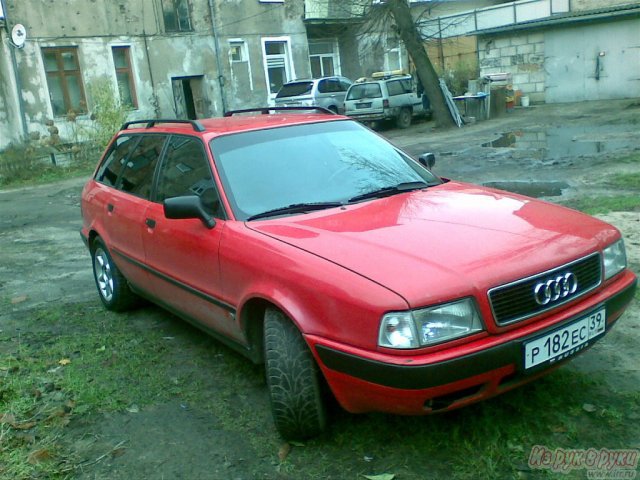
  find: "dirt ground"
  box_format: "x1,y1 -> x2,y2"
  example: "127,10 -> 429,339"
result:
1,99 -> 639,479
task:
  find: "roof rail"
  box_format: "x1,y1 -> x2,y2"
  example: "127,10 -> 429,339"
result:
120,119 -> 206,132
224,106 -> 336,117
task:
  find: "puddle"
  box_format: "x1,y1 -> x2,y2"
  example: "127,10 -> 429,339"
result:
481,125 -> 639,159
483,181 -> 569,198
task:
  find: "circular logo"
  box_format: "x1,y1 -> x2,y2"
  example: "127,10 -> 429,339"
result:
533,272 -> 578,306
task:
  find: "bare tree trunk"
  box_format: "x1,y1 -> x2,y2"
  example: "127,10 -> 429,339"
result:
386,0 -> 455,129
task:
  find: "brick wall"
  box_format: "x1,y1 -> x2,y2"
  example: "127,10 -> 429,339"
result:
478,32 -> 546,103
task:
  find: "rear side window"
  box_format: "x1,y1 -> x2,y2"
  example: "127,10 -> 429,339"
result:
346,83 -> 382,100
276,82 -> 313,98
118,135 -> 167,199
318,79 -> 340,93
156,136 -> 224,218
95,135 -> 140,187
387,79 -> 412,96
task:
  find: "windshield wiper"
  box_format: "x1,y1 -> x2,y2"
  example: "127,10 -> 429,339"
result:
347,181 -> 432,203
246,202 -> 344,221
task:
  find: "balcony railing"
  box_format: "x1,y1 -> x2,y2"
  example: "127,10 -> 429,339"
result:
419,0 -> 570,39
304,0 -> 366,21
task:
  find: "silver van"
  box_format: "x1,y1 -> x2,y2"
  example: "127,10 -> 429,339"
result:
344,74 -> 428,128
274,76 -> 353,114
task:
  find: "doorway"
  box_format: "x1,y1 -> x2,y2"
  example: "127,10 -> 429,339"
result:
171,76 -> 208,119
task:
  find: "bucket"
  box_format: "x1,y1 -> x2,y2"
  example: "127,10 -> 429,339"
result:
521,96 -> 530,107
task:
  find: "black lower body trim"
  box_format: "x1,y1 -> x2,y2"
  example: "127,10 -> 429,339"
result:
317,279 -> 637,390
112,249 -> 236,314
317,342 -> 516,390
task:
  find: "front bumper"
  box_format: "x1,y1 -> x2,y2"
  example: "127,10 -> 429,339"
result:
308,272 -> 637,415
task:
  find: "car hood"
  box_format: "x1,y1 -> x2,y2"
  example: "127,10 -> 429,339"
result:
246,182 -> 618,306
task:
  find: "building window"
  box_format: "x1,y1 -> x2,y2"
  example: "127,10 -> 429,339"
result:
384,36 -> 403,72
309,41 -> 339,78
42,47 -> 87,116
262,38 -> 294,96
112,47 -> 138,108
229,41 -> 247,62
162,0 -> 191,32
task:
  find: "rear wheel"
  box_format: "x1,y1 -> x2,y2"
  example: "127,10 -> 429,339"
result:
264,308 -> 327,439
396,107 -> 412,129
91,238 -> 138,311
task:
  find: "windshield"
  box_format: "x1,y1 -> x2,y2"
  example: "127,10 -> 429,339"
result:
276,82 -> 314,98
346,83 -> 382,100
210,120 -> 440,221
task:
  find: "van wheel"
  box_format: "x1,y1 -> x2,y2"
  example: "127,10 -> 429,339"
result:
91,237 -> 138,311
264,308 -> 327,440
328,105 -> 338,114
396,107 -> 412,129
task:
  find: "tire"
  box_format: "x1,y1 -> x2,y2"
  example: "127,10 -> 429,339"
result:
396,107 -> 412,129
264,308 -> 327,440
91,237 -> 138,311
327,105 -> 338,114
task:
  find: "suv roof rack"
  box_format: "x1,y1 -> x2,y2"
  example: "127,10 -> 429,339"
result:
224,106 -> 336,117
120,119 -> 205,132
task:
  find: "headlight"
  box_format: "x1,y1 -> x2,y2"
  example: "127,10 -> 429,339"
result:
603,239 -> 627,280
379,298 -> 483,349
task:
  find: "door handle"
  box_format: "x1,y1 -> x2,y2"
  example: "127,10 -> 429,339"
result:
145,218 -> 156,229
107,203 -> 114,213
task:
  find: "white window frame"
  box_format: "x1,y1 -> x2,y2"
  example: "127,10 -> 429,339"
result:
229,38 -> 253,91
384,35 -> 404,72
261,36 -> 295,101
308,40 -> 341,77
229,39 -> 248,63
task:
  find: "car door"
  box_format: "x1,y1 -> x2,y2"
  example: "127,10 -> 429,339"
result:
92,134 -> 167,292
142,135 -> 242,342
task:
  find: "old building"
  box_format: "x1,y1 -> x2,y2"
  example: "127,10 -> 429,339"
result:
2,0 -> 514,150
419,0 -> 640,103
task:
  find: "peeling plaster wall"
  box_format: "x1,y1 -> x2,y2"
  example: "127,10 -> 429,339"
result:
0,32 -> 23,148
1,0 -> 316,145
3,0 -> 223,146
214,0 -> 309,109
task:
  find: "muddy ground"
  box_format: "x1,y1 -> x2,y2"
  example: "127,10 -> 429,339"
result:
1,99 -> 639,479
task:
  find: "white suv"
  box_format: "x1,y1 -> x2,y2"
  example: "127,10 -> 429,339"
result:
344,74 -> 428,128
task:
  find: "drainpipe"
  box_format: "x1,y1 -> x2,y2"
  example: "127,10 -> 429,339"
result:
2,0 -> 29,140
208,0 -> 227,114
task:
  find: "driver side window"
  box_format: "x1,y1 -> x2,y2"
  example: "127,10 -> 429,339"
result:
156,136 -> 225,218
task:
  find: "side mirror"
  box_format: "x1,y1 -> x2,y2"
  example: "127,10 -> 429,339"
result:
418,152 -> 436,169
164,195 -> 216,229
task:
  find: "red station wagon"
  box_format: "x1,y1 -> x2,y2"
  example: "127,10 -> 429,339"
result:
81,108 -> 637,439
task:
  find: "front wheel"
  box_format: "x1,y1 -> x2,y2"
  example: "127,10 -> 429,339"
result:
91,238 -> 138,311
264,308 -> 327,439
396,107 -> 412,129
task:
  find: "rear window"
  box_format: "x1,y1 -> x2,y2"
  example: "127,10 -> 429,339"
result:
346,83 -> 382,101
276,82 -> 313,98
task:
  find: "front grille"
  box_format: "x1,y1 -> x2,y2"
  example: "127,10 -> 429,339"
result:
488,253 -> 602,325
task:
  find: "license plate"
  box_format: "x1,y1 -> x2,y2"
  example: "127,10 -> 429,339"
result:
356,103 -> 372,109
524,307 -> 606,369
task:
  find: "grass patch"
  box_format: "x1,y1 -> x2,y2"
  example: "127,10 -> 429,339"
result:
1,302 -> 638,479
0,145 -> 94,190
607,172 -> 640,190
560,195 -> 640,215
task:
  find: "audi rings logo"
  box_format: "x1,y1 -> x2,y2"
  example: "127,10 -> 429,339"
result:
533,272 -> 578,306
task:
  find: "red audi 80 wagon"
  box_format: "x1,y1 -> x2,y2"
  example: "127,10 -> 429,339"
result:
81,108 -> 637,439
